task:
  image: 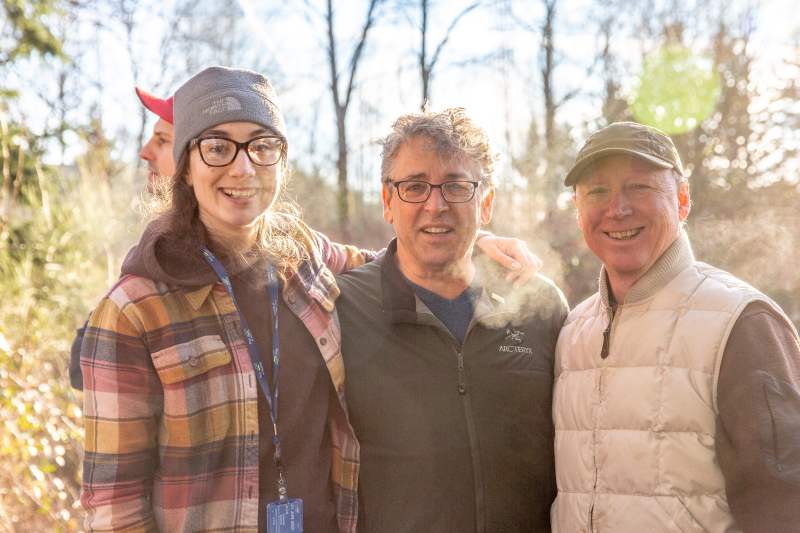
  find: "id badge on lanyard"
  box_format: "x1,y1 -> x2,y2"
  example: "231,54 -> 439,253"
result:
200,248 -> 304,533
266,498 -> 303,533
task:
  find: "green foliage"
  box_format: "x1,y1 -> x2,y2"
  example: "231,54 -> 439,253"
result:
1,0 -> 63,65
631,44 -> 721,134
0,115 -> 142,532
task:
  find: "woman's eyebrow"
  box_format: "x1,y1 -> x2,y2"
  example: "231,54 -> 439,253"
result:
200,127 -> 270,137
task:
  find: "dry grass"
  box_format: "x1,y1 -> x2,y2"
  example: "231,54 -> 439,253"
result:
0,124 -> 144,532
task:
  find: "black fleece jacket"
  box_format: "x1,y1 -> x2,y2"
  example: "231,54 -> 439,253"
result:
336,240 -> 569,533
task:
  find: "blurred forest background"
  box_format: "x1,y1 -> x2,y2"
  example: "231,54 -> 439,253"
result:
1,0 -> 798,530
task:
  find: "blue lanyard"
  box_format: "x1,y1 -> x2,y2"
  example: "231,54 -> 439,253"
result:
201,247 -> 289,500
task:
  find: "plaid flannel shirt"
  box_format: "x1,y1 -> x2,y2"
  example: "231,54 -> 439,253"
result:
80,226 -> 368,532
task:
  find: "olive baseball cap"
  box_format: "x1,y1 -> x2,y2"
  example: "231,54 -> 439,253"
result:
564,121 -> 684,186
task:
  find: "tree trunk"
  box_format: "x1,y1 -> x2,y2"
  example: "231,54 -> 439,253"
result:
325,0 -> 381,240
540,0 -> 559,212
420,0 -> 429,110
541,0 -> 555,153
335,106 -> 350,239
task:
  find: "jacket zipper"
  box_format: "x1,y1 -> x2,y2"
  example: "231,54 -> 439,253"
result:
457,351 -> 467,394
590,305 -> 615,531
425,305 -> 494,532
456,347 -> 486,533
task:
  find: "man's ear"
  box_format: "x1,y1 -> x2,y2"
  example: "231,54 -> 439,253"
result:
573,192 -> 582,227
382,184 -> 393,224
677,181 -> 691,221
480,186 -> 495,225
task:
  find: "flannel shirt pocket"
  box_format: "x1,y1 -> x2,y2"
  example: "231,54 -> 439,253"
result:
151,335 -> 232,384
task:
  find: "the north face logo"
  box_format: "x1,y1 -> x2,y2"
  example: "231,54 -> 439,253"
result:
203,96 -> 243,115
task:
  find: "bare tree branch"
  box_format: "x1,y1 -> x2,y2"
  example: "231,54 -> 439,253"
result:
325,0 -> 384,237
302,0 -> 324,21
428,1 -> 481,73
326,0 -> 341,112
343,0 -> 382,111
418,0 -> 481,109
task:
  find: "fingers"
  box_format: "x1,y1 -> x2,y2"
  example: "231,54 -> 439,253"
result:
476,236 -> 518,270
503,240 -> 542,287
475,236 -> 544,287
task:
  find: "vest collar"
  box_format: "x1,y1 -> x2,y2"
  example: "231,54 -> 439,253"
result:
599,229 -> 695,307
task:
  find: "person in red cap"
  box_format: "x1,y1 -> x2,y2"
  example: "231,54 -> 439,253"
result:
68,87 -> 175,390
135,86 -> 176,190
68,87 -> 178,390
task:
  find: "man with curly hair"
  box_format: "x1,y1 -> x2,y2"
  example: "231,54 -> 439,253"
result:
336,108 -> 568,533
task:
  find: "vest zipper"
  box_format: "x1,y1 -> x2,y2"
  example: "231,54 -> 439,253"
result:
592,305 -> 615,529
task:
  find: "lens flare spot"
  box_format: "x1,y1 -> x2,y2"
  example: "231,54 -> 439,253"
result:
630,45 -> 720,134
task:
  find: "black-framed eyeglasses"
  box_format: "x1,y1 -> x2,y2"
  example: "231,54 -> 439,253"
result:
389,179 -> 481,203
192,135 -> 284,167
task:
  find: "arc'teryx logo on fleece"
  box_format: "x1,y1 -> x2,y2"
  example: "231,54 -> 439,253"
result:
499,328 -> 534,354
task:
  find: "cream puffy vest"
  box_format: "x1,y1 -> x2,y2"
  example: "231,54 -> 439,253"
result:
552,234 -> 784,532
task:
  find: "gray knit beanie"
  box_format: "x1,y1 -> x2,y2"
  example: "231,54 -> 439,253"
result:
172,66 -> 287,163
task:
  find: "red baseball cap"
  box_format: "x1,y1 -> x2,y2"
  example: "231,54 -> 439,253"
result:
135,86 -> 174,125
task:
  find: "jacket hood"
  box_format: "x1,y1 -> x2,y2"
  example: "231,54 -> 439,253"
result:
121,219 -> 218,287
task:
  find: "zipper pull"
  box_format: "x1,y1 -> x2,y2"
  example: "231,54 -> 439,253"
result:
601,323 -> 611,359
600,302 -> 616,360
457,352 -> 467,394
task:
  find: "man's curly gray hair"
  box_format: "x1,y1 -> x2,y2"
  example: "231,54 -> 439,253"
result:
380,107 -> 498,186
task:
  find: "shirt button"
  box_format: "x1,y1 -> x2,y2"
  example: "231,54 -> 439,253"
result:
188,357 -> 199,367
287,295 -> 296,305
319,337 -> 327,346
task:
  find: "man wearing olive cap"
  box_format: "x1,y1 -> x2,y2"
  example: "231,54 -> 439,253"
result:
551,121 -> 800,532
